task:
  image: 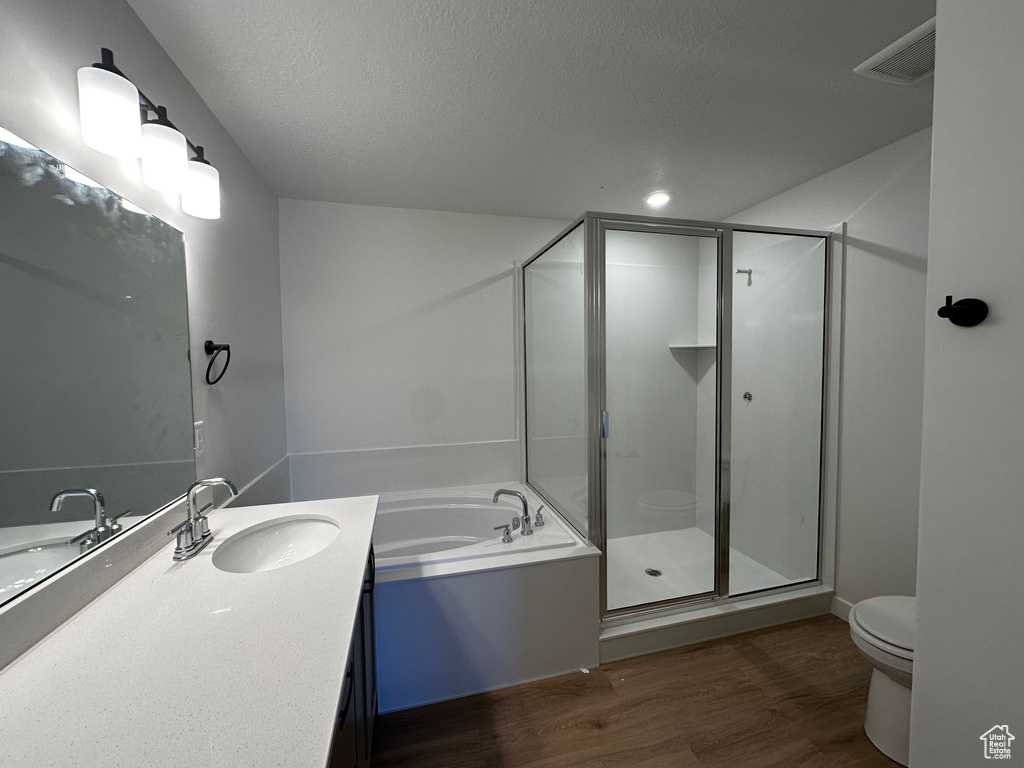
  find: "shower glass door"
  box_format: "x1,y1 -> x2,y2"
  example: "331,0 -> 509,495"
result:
603,225 -> 722,611
523,214 -> 832,619
728,230 -> 827,595
524,223 -> 589,539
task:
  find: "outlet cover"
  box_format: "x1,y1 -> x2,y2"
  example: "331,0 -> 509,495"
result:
194,421 -> 205,456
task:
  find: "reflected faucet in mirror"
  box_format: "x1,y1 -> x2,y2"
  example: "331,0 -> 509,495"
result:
169,478 -> 239,562
50,489 -> 113,553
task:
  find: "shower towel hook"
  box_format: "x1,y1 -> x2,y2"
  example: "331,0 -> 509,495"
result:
204,340 -> 231,385
735,268 -> 752,286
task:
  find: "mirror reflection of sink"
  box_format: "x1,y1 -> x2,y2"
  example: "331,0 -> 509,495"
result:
212,517 -> 340,574
0,542 -> 79,599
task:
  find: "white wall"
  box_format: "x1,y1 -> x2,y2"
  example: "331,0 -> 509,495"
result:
911,2 -> 1024,764
279,200 -> 565,498
731,128 -> 932,610
0,0 -> 290,505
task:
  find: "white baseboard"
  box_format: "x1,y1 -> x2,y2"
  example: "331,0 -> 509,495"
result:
831,595 -> 855,622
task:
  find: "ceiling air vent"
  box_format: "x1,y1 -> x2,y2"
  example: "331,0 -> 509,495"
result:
854,18 -> 935,84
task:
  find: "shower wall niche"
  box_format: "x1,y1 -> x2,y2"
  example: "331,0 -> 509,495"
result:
523,213 -> 832,619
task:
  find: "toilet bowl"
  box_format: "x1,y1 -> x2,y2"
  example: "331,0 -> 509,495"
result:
636,490 -> 697,531
848,595 -> 916,767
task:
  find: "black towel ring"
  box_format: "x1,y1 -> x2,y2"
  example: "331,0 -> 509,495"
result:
204,340 -> 231,385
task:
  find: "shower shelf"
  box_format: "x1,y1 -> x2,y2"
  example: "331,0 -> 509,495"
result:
669,343 -> 716,350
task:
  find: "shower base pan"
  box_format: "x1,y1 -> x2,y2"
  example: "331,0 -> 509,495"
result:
606,528 -> 804,611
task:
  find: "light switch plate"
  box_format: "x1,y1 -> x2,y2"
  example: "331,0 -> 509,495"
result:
194,421 -> 205,456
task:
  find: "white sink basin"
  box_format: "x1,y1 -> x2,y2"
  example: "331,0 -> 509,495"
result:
212,516 -> 340,573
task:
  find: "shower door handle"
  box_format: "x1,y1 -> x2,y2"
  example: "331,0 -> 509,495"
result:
601,411 -> 610,438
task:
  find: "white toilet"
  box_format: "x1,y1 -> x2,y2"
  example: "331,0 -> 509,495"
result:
848,595 -> 916,766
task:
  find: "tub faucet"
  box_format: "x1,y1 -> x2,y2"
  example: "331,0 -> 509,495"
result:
168,477 -> 239,561
492,489 -> 533,536
51,488 -> 110,553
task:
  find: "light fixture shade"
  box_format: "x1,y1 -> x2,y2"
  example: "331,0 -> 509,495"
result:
77,66 -> 142,158
141,122 -> 188,193
181,160 -> 221,219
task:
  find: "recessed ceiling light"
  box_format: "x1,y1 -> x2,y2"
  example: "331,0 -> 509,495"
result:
646,190 -> 671,208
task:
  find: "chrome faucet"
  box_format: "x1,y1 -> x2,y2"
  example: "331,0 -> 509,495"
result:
168,477 -> 239,561
492,488 -> 533,536
51,488 -> 110,553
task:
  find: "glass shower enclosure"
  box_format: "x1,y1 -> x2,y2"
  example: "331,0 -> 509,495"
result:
523,213 -> 832,618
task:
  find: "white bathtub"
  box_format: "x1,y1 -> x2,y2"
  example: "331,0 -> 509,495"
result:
372,481 -> 600,712
374,483 -> 580,572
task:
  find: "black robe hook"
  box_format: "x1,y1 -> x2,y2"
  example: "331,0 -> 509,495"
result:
937,295 -> 988,327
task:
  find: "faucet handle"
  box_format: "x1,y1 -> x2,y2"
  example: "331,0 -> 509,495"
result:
534,505 -> 546,528
168,519 -> 195,559
196,502 -> 214,538
108,509 -> 130,536
66,529 -> 92,546
493,524 -> 514,544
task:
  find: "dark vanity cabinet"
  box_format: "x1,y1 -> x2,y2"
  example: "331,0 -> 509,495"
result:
329,546 -> 377,768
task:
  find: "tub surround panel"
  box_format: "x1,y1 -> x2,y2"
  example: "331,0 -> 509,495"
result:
377,554 -> 600,713
290,441 -> 519,501
0,496 -> 377,767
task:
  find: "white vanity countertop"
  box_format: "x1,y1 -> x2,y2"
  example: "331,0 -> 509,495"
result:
0,495 -> 378,768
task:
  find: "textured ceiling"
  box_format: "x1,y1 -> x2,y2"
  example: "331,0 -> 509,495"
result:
126,0 -> 935,221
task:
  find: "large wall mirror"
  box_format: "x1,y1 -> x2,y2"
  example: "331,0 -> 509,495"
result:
0,126 -> 195,607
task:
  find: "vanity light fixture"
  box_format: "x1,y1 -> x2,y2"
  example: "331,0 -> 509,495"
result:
141,106 -> 188,193
645,190 -> 671,208
77,48 -> 221,219
181,146 -> 220,219
77,55 -> 142,158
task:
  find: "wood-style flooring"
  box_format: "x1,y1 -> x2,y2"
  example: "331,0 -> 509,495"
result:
373,615 -> 897,767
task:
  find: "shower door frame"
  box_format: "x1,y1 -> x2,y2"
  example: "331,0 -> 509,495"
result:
522,212 -> 835,622
590,216 -> 729,614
